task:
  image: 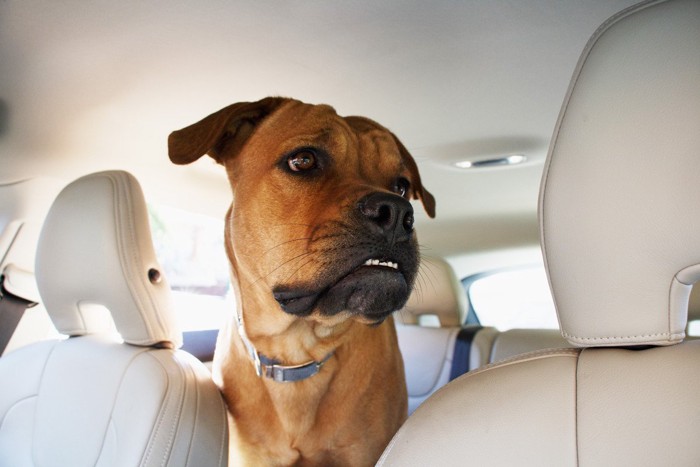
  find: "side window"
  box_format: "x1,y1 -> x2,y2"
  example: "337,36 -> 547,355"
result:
686,285 -> 700,337
148,203 -> 232,331
687,320 -> 700,336
464,266 -> 558,331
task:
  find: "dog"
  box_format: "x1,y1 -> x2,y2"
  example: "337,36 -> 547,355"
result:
168,97 -> 435,466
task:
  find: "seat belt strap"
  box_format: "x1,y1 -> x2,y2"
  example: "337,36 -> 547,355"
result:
449,325 -> 482,381
0,277 -> 37,355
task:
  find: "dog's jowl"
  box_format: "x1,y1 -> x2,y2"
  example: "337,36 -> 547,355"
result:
169,97 -> 435,466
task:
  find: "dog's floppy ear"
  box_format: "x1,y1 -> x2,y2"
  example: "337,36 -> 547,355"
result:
391,134 -> 436,218
168,97 -> 288,165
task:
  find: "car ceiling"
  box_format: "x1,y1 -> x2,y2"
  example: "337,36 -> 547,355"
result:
0,0 -> 640,257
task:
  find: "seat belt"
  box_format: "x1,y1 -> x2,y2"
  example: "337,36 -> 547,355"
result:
449,325 -> 482,381
0,276 -> 37,355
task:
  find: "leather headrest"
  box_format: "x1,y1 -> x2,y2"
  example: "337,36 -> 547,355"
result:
35,171 -> 182,347
400,256 -> 466,326
539,0 -> 700,347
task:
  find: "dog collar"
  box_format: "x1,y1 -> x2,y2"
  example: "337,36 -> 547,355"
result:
256,352 -> 334,383
235,308 -> 333,383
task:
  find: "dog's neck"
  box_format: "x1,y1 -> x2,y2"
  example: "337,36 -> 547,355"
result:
234,304 -> 337,382
225,235 -> 360,383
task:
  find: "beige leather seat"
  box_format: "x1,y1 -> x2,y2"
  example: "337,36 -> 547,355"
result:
379,0 -> 700,465
0,171 -> 228,466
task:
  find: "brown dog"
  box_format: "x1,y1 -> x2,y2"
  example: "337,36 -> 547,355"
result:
168,97 -> 435,466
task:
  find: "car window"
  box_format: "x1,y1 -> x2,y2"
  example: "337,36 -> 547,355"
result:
465,266 -> 558,331
148,203 -> 232,331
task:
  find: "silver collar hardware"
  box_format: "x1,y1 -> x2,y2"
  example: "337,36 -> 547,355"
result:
259,352 -> 333,383
235,307 -> 333,383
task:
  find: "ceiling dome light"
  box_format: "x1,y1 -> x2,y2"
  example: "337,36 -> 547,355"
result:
454,154 -> 527,169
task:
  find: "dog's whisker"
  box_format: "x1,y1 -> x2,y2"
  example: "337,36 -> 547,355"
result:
279,256 -> 318,284
252,237 -> 363,288
247,250 -> 315,287
423,263 -> 440,298
262,237 -> 312,255
417,243 -> 433,255
418,265 -> 438,303
414,270 -> 427,305
311,232 -> 348,242
268,223 -> 314,229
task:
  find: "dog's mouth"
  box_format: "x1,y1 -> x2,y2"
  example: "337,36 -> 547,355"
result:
272,256 -> 410,323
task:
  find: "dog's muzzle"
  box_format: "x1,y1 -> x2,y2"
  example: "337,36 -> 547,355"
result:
273,192 -> 419,322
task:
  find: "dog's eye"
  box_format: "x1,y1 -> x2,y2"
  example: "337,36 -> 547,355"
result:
393,178 -> 410,198
287,151 -> 317,172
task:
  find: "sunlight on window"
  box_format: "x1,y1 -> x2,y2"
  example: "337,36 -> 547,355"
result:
148,203 -> 232,331
468,267 -> 558,331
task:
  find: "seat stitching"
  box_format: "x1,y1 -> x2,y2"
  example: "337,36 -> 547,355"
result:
30,340 -> 61,467
97,345 -> 151,465
454,348 -> 581,381
146,351 -> 186,467
182,357 -> 199,466
561,331 -> 683,341
575,348 -> 583,467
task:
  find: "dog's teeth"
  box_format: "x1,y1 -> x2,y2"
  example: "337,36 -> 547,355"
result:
363,259 -> 398,269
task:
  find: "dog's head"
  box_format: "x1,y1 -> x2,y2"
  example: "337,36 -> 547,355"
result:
169,97 -> 435,326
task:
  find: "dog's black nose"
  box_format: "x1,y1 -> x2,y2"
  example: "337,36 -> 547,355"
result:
358,192 -> 414,243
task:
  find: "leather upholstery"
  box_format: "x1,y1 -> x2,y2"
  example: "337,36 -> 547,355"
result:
0,336 -> 228,467
539,0 -> 700,347
380,349 -> 582,466
489,328 -> 570,363
0,171 -> 228,466
395,322 -> 460,413
379,1 -> 700,464
35,171 -> 181,347
381,343 -> 700,466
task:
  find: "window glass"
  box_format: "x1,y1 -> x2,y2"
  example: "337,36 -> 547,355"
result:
148,203 -> 232,331
687,286 -> 699,337
467,266 -> 558,331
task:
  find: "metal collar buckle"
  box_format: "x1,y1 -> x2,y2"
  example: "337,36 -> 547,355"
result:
263,356 -> 331,383
235,307 -> 333,382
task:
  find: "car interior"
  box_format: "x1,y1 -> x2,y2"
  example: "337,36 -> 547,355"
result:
1,0 -> 698,465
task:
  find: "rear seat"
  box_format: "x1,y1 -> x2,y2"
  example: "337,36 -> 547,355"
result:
395,256 -> 495,413
396,256 -> 573,414
395,323 -> 463,414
